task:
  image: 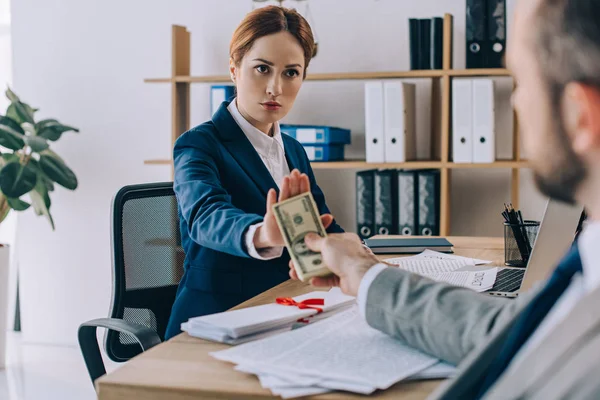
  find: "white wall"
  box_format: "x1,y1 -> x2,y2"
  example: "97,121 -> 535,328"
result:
10,0 -> 547,345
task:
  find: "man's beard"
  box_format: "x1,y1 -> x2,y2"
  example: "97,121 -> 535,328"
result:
533,112 -> 586,205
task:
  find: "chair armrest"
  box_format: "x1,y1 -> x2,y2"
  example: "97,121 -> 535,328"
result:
77,318 -> 162,384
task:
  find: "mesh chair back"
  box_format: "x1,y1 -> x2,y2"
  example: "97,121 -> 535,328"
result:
105,182 -> 184,362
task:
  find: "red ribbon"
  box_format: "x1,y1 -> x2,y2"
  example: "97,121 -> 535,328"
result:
276,297 -> 324,314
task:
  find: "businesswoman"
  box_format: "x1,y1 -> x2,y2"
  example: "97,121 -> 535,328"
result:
165,5 -> 344,338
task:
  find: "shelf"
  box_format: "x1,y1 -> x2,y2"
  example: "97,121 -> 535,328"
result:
145,159 -> 172,165
144,159 -> 530,169
144,69 -> 510,84
313,160 -> 529,169
448,68 -> 511,77
448,161 -> 529,169
311,161 -> 443,169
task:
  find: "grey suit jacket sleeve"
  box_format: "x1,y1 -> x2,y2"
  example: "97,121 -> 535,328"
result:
364,267 -> 529,365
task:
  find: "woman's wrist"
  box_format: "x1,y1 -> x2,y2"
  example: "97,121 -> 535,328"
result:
253,225 -> 272,249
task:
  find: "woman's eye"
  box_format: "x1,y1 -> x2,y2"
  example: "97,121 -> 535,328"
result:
256,65 -> 269,74
285,69 -> 300,78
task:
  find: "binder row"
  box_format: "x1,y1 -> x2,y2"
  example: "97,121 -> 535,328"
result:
281,125 -> 351,162
365,81 -> 416,163
409,17 -> 444,70
452,78 -> 496,163
356,169 -> 440,240
466,0 -> 506,69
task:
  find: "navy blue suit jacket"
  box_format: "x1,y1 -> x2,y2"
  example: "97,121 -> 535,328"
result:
165,101 -> 344,339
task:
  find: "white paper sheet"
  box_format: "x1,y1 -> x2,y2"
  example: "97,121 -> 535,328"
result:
415,249 -> 492,265
273,386 -> 331,399
212,307 -> 438,390
238,364 -> 376,394
426,268 -> 498,292
406,361 -> 457,380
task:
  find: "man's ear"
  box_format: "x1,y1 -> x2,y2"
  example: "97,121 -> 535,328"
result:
562,82 -> 600,154
229,58 -> 237,83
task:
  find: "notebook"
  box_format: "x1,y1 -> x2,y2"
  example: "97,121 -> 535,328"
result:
363,237 -> 453,254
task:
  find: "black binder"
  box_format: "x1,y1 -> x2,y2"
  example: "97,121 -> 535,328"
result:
417,170 -> 440,236
419,19 -> 432,70
374,169 -> 398,236
486,0 -> 506,68
431,17 -> 444,70
466,0 -> 486,68
409,18 -> 420,70
397,170 -> 418,236
356,170 -> 376,240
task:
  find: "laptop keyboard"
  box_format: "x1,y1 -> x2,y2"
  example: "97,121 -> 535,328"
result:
489,268 -> 525,293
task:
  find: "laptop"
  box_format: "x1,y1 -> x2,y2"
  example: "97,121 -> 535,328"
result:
486,199 -> 584,298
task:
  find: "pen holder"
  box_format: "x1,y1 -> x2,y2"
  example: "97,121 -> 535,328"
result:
504,220 -> 540,267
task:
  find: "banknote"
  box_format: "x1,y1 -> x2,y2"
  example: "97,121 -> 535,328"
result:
272,192 -> 331,282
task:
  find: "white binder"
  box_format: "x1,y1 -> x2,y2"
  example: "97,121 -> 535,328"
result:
383,81 -> 416,163
364,81 -> 385,163
452,79 -> 473,163
472,79 -> 496,163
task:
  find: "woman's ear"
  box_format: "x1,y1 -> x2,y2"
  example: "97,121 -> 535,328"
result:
229,58 -> 237,83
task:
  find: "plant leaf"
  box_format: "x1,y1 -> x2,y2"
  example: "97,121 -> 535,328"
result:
38,153 -> 77,190
6,102 -> 34,125
6,196 -> 30,211
24,135 -> 49,152
5,88 -> 34,124
0,115 -> 24,135
0,153 -> 19,168
0,161 -> 37,198
5,87 -> 20,103
0,123 -> 25,150
29,183 -> 54,230
37,119 -> 79,141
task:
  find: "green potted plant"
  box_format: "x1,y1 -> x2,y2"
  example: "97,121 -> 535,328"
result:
0,87 -> 80,368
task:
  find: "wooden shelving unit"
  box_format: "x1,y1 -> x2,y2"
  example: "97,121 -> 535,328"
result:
144,15 -> 525,236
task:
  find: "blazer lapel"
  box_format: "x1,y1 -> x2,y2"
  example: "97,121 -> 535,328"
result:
282,134 -> 301,172
486,284 -> 600,399
212,101 -> 279,198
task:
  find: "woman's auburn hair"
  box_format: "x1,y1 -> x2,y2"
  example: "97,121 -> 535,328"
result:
229,5 -> 315,79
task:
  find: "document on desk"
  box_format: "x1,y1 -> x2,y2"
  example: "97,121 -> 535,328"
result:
211,306 -> 438,395
425,268 -> 498,292
415,249 -> 492,265
385,250 -> 491,273
384,253 -> 497,292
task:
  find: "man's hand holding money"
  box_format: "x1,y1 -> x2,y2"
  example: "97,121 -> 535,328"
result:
288,233 -> 380,297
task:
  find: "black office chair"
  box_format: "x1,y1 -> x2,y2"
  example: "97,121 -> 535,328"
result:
78,182 -> 184,385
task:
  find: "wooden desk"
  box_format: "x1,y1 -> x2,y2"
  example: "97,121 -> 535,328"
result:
96,236 -> 504,399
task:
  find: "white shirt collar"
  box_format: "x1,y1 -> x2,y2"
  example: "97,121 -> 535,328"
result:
577,220 -> 600,294
227,98 -> 284,158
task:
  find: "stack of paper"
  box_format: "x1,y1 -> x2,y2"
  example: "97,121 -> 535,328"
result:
211,306 -> 456,399
181,288 -> 355,344
385,250 -> 498,292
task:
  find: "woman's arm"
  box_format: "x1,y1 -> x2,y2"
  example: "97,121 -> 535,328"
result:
174,131 -> 262,258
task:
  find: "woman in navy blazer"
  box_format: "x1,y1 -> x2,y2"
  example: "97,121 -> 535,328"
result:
165,6 -> 344,339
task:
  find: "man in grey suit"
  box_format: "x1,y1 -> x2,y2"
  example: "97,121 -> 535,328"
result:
289,0 -> 600,398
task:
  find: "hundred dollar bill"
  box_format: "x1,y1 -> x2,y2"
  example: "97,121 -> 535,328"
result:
272,192 -> 331,282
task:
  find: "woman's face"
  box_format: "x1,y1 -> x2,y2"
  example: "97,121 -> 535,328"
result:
230,31 -> 305,134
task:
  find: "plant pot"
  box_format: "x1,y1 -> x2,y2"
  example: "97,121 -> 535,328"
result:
0,244 -> 9,369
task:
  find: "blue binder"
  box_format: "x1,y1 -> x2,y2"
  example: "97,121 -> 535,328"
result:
281,125 -> 351,145
210,85 -> 235,116
302,144 -> 345,161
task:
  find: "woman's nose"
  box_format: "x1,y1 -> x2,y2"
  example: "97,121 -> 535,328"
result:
267,76 -> 282,97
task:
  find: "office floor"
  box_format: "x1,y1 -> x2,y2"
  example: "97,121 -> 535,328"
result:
0,331 -> 119,400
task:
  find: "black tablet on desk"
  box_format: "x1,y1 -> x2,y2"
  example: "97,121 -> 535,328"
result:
363,237 -> 454,254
